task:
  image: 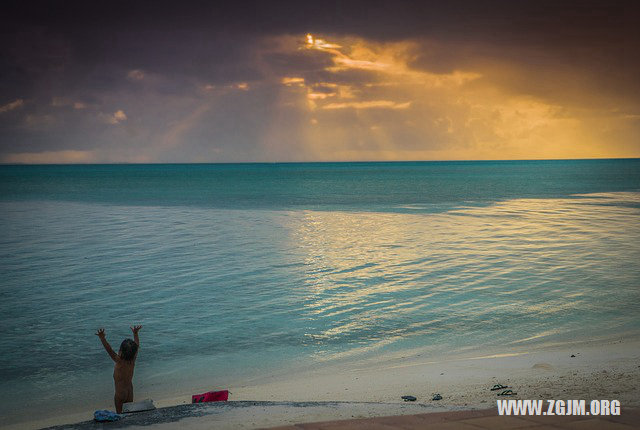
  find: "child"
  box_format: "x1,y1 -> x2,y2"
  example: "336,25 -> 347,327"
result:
96,325 -> 142,413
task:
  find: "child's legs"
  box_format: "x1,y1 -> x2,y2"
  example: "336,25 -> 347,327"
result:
114,385 -> 133,413
114,394 -> 124,414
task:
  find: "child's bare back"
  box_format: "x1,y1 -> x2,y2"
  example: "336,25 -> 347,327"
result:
96,326 -> 142,413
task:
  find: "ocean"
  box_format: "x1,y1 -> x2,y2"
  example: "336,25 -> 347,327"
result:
1,159 -> 639,424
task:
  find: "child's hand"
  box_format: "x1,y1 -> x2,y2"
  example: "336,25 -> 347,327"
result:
131,325 -> 143,334
96,328 -> 106,338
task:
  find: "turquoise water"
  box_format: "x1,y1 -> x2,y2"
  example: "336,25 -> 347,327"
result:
1,160 -> 640,423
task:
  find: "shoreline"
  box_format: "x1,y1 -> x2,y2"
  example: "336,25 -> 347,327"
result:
39,404 -> 640,430
8,336 -> 640,430
41,401 -> 456,430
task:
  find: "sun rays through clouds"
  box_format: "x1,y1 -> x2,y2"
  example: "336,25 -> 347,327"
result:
257,33 -> 628,161
2,8 -> 639,164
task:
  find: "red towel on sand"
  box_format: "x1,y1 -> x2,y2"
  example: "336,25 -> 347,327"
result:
192,390 -> 229,403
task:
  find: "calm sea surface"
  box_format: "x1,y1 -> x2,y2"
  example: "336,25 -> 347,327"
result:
1,160 -> 639,423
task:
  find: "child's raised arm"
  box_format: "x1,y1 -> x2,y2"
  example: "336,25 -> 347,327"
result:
96,328 -> 118,362
131,325 -> 142,346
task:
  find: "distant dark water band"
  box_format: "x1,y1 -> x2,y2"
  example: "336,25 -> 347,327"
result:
1,159 -> 639,210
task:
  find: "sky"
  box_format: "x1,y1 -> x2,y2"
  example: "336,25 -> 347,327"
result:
1,0 -> 639,163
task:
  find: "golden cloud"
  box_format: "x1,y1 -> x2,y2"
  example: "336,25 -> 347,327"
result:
261,33 -> 639,161
2,150 -> 97,164
0,99 -> 24,113
322,100 -> 411,110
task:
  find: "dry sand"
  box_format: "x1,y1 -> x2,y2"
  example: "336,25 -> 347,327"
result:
9,337 -> 640,430
224,337 -> 640,420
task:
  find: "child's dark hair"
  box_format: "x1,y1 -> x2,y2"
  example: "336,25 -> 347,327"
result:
119,339 -> 138,361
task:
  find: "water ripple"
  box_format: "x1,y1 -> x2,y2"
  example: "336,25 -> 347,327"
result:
0,191 -> 639,415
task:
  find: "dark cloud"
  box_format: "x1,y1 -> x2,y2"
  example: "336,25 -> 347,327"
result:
261,51 -> 334,77
4,0 -> 638,91
5,0 -> 638,58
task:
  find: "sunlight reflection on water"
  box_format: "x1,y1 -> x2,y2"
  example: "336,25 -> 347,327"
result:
289,192 -> 640,360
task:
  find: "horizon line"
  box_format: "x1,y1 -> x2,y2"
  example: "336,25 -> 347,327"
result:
1,156 -> 640,166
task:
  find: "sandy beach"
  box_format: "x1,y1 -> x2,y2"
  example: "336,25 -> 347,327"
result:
229,337 -> 640,408
9,336 -> 639,430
